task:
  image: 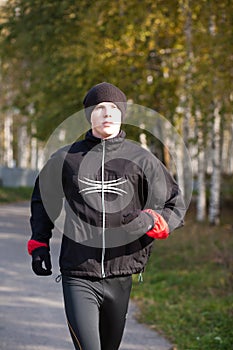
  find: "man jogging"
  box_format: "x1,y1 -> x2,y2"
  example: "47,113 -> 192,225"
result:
28,82 -> 186,350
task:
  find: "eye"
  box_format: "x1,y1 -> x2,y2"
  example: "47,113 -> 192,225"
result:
95,105 -> 104,110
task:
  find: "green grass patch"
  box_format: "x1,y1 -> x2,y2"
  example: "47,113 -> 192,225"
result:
0,186 -> 32,203
131,206 -> 233,350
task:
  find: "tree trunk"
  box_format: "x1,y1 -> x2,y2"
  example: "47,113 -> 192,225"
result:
195,110 -> 206,222
139,123 -> 150,151
180,0 -> 194,205
222,115 -> 233,174
162,119 -> 174,173
37,141 -> 45,170
229,116 -> 233,174
175,138 -> 185,197
3,112 -> 14,167
208,101 -> 221,225
197,148 -> 206,221
30,124 -> 38,170
17,123 -> 30,168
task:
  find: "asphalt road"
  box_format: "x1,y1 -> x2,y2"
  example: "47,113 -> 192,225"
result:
0,202 -> 172,350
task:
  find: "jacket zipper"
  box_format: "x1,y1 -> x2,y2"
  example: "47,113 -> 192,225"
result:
101,139 -> 106,278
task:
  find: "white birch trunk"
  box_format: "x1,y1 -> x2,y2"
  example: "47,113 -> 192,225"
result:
173,0 -> 194,204
195,110 -> 206,221
3,112 -> 14,167
221,129 -> 228,174
182,0 -> 194,204
222,115 -> 233,174
17,124 -> 30,168
175,140 -> 185,197
162,120 -> 173,173
182,111 -> 192,205
205,133 -> 213,175
0,117 -> 3,164
197,148 -> 206,221
30,124 -> 38,170
37,142 -> 45,170
208,102 -> 221,225
30,136 -> 38,170
139,124 -> 150,151
229,116 -> 233,173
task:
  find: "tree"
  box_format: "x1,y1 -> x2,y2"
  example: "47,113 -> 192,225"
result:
0,0 -> 232,223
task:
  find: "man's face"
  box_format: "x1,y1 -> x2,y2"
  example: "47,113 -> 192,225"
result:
91,102 -> 122,139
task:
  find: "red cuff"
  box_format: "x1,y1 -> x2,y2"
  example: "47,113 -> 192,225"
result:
143,209 -> 169,239
27,240 -> 48,255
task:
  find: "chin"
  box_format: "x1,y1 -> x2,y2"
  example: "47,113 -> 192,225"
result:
103,127 -> 119,136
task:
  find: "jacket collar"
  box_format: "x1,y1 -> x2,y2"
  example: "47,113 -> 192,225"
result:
85,129 -> 126,147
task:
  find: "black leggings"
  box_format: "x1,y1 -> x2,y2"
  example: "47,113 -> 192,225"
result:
62,275 -> 132,350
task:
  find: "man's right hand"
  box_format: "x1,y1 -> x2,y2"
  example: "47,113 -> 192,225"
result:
122,209 -> 154,234
122,209 -> 169,239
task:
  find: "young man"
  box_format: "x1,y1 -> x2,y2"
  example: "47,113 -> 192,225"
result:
28,82 -> 185,350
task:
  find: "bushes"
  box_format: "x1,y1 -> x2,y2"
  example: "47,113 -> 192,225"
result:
0,187 -> 32,203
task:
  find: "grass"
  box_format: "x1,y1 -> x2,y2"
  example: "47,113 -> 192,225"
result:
0,186 -> 32,203
131,204 -> 233,350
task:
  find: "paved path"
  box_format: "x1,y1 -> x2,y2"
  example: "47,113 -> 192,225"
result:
0,202 -> 172,350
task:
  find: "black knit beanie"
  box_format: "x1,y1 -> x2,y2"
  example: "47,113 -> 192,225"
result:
83,82 -> 127,122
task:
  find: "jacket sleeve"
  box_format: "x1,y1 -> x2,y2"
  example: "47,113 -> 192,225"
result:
146,157 -> 186,233
30,150 -> 65,243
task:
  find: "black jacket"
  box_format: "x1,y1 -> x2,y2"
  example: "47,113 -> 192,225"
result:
30,130 -> 185,278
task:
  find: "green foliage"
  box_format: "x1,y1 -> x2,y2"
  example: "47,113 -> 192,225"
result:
1,0 -> 231,140
0,186 -> 32,203
0,0 -> 232,225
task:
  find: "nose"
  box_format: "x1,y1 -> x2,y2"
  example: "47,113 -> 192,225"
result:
104,106 -> 112,117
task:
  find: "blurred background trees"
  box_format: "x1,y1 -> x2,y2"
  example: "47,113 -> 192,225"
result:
0,0 -> 232,224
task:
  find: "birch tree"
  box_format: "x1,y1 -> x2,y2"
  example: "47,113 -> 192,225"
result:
181,0 -> 194,206
1,0 -> 232,223
195,109 -> 206,222
208,102 -> 222,225
17,120 -> 30,168
3,111 -> 14,167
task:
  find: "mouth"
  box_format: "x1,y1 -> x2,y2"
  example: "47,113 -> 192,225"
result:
102,121 -> 114,127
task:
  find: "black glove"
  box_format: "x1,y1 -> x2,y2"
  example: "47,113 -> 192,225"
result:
32,246 -> 52,276
122,209 -> 155,235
